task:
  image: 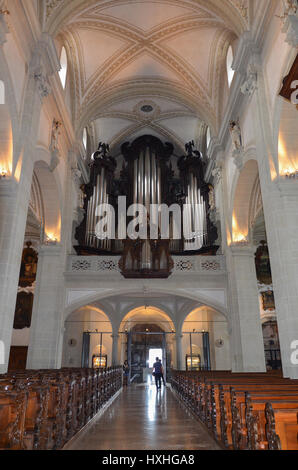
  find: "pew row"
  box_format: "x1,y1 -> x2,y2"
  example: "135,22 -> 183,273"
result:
0,366 -> 122,450
170,370 -> 298,450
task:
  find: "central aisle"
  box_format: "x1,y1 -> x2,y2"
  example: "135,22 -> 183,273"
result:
64,384 -> 220,450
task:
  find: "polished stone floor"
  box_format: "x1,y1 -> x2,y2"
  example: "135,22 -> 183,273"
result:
65,383 -> 220,450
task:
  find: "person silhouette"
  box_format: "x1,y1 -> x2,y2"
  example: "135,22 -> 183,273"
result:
153,357 -> 162,390
159,358 -> 166,386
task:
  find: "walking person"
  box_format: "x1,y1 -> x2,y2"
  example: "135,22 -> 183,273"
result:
153,357 -> 162,390
159,358 -> 166,386
123,360 -> 130,386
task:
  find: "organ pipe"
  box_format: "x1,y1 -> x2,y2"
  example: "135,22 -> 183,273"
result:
75,136 -> 218,263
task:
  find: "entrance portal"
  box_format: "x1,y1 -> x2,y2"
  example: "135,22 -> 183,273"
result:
127,324 -> 172,384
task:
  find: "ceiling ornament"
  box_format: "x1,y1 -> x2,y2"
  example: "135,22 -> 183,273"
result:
133,100 -> 161,122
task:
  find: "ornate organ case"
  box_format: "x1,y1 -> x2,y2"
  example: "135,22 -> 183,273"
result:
75,135 -> 218,278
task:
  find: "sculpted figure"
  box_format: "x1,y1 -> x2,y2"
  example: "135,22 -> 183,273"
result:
229,119 -> 243,151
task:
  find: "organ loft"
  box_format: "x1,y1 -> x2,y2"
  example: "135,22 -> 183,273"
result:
0,0 -> 297,454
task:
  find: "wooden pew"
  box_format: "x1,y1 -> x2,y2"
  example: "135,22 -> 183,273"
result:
0,366 -> 123,450
170,370 -> 298,451
0,390 -> 27,449
265,402 -> 298,450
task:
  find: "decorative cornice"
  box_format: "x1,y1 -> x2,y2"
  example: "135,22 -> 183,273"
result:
0,8 -> 9,46
30,33 -> 61,99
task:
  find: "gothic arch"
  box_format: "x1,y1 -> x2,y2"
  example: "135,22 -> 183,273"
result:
33,160 -> 62,242
230,158 -> 261,243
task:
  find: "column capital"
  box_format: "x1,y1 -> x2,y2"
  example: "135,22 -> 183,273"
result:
175,334 -> 183,340
0,178 -> 18,197
38,244 -> 62,256
228,242 -> 255,256
274,177 -> 298,199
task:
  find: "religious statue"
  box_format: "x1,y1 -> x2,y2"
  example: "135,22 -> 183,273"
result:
34,70 -> 51,98
208,184 -> 215,211
229,119 -> 243,151
50,119 -> 62,152
185,140 -> 202,158
19,242 -> 38,286
212,164 -> 222,185
92,142 -> 110,160
241,63 -> 258,96
283,0 -> 298,16
79,184 -> 86,209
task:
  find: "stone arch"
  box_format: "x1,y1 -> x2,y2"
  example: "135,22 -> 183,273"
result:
277,98 -> 298,177
0,46 -> 20,174
230,158 -> 262,243
271,50 -> 297,178
45,0 -> 247,38
62,305 -> 113,368
119,305 -> 175,333
181,306 -> 230,370
65,287 -> 228,320
33,160 -> 62,242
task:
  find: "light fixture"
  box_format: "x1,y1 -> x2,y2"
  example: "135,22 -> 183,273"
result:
0,168 -> 8,179
44,234 -> 58,245
281,169 -> 298,179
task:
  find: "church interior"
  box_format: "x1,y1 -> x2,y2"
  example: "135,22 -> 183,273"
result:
0,0 -> 298,452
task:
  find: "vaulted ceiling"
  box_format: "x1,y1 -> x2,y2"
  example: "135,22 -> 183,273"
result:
43,0 -> 249,153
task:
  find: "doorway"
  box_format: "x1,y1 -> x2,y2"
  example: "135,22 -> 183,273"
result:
126,324 -> 171,384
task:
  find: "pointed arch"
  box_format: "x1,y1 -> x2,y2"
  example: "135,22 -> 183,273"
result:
59,46 -> 68,89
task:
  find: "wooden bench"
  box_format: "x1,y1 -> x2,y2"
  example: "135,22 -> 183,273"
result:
170,370 -> 298,451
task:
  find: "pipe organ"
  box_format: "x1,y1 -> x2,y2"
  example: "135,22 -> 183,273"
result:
75,135 -> 218,278
178,141 -> 217,252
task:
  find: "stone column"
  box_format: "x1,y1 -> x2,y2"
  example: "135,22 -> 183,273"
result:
175,334 -> 183,370
260,180 -> 298,378
227,243 -> 266,372
0,174 -> 33,373
27,244 -> 65,369
112,334 -> 119,366
253,49 -> 298,378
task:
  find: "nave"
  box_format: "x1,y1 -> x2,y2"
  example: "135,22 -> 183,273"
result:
64,383 -> 220,451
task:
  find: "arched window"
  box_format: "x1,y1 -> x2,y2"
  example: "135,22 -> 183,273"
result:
226,46 -> 235,87
83,127 -> 87,150
206,126 -> 211,149
59,47 -> 68,89
0,80 -> 5,104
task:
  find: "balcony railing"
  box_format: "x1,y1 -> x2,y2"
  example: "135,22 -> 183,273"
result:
66,255 -> 226,276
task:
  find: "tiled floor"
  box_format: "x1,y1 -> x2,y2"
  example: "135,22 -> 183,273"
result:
65,384 -> 221,450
